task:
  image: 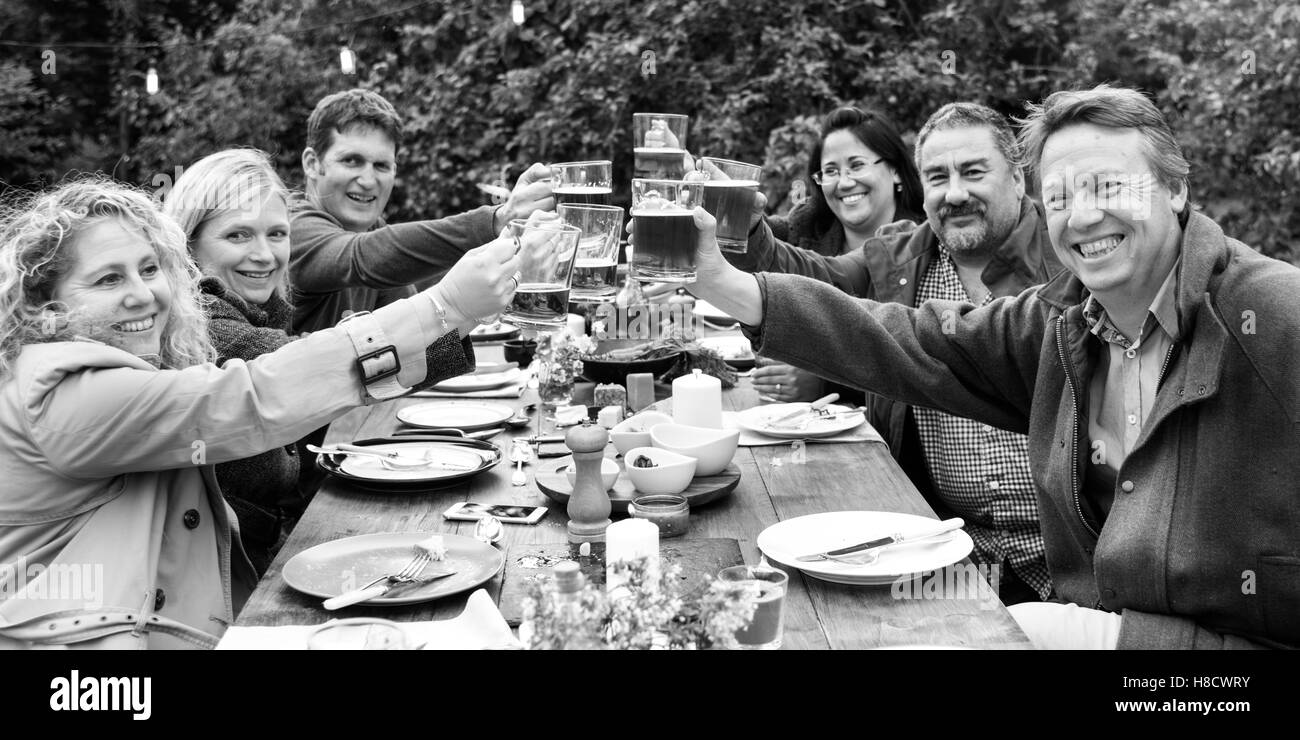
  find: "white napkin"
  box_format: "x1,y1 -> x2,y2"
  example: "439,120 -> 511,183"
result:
722,411 -> 886,447
215,589 -> 521,650
411,384 -> 526,399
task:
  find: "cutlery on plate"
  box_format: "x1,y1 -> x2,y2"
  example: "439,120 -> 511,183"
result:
768,408 -> 865,430
306,443 -> 473,471
323,537 -> 456,610
794,517 -> 965,563
767,393 -> 840,427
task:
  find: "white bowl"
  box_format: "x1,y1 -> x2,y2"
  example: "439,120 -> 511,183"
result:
563,457 -> 620,492
649,423 -> 740,476
624,447 -> 696,496
610,411 -> 673,456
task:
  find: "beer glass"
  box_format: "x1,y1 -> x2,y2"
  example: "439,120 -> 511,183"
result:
630,179 -> 703,284
633,113 -> 689,180
551,160 -> 613,206
700,157 -> 762,254
558,203 -> 625,303
502,219 -> 582,330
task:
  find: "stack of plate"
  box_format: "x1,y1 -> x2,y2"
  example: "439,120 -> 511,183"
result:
427,367 -> 524,394
396,401 -> 517,431
757,511 -> 974,585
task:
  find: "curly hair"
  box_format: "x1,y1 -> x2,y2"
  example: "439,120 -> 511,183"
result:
163,148 -> 292,300
0,176 -> 214,380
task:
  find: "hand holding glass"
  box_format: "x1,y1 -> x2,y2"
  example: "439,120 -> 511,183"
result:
503,219 -> 582,330
559,203 -> 625,303
551,160 -> 613,206
699,157 -> 762,254
630,179 -> 704,284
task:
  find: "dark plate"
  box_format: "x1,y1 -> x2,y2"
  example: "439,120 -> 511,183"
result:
316,436 -> 504,492
578,338 -> 681,384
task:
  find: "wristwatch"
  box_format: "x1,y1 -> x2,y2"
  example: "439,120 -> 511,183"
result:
338,310 -> 405,400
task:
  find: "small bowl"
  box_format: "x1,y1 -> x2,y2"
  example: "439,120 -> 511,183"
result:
503,339 -> 537,366
649,423 -> 740,476
610,411 -> 673,456
562,457 -> 620,492
624,447 -> 696,496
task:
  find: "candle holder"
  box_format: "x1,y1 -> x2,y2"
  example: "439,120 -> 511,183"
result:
628,494 -> 690,538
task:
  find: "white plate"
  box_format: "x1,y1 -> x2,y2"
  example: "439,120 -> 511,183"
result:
397,401 -> 516,431
469,322 -> 520,342
337,442 -> 495,482
282,532 -> 504,606
735,403 -> 866,439
429,368 -> 523,393
757,511 -> 975,585
692,300 -> 736,324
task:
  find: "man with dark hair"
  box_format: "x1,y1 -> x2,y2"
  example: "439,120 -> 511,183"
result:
290,88 -> 553,333
685,85 -> 1300,648
729,102 -> 1063,605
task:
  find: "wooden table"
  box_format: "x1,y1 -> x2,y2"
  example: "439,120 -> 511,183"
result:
237,344 -> 1032,649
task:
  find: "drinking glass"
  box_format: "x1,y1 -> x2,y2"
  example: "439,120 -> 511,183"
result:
551,160 -> 613,206
503,219 -> 582,331
700,157 -> 762,254
629,179 -> 703,284
633,113 -> 689,180
558,203 -> 626,303
717,564 -> 788,649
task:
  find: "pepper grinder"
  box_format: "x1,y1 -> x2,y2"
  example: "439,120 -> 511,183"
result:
565,420 -> 612,543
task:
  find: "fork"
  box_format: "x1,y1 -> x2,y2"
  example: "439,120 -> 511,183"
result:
323,545 -> 434,610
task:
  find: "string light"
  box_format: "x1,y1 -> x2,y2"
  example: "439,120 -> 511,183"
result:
339,46 -> 356,74
145,66 -> 159,95
511,0 -> 525,25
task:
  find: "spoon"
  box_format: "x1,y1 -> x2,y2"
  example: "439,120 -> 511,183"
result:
505,403 -> 536,429
509,441 -> 531,486
474,515 -> 504,545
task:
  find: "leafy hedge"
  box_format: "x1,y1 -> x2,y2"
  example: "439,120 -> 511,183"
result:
3,0 -> 1296,261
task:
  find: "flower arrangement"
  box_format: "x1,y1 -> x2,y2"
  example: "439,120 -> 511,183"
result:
520,557 -> 759,650
535,330 -> 593,406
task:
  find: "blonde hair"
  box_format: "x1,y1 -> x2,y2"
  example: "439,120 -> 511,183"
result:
163,148 -> 292,300
0,176 -> 214,379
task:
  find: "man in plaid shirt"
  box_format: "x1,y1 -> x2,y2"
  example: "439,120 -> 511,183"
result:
732,103 -> 1064,604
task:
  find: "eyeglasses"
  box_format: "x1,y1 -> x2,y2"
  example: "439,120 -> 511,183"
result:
812,157 -> 884,186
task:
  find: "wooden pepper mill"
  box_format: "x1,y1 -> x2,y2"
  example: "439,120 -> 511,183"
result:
566,419 -> 612,543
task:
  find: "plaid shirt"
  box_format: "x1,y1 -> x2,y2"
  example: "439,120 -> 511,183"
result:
912,246 -> 1051,599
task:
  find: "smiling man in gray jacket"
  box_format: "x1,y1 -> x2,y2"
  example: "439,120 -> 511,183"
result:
681,85 -> 1300,649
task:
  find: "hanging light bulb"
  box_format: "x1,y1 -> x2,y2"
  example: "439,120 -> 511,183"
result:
339,47 -> 356,75
145,66 -> 159,95
511,0 -> 525,25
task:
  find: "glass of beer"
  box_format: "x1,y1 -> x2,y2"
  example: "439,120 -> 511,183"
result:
551,160 -> 613,206
633,113 -> 689,180
630,179 -> 703,284
700,157 -> 763,254
558,203 -> 625,303
503,219 -> 582,330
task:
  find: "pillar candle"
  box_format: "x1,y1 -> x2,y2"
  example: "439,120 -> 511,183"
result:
671,368 -> 722,428
605,518 -> 659,594
626,372 -> 655,412
566,313 -> 587,339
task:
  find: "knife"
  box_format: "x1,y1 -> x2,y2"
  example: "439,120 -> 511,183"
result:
794,517 -> 965,562
322,569 -> 458,610
768,393 -> 840,426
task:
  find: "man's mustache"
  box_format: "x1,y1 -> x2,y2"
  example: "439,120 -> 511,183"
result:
938,202 -> 986,221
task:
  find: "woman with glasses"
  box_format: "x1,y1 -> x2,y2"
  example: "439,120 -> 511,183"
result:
753,107 -> 923,403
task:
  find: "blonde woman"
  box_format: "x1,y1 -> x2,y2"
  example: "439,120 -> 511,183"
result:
0,177 -> 519,648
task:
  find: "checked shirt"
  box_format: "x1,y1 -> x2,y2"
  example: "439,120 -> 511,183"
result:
912,245 -> 1052,599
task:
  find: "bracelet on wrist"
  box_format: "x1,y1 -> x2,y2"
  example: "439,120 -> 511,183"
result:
425,290 -> 452,336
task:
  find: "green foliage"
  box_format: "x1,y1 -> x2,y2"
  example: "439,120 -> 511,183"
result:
1,0 -> 1296,260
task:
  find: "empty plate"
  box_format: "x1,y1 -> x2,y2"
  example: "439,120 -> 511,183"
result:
397,401 -> 516,431
429,368 -> 524,393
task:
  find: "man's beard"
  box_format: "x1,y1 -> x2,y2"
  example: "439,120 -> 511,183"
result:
936,200 -> 1013,255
